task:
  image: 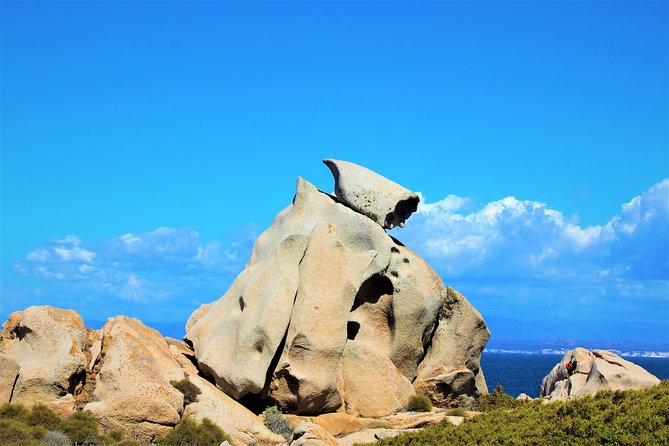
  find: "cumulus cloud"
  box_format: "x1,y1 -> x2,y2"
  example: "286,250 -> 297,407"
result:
399,179 -> 669,284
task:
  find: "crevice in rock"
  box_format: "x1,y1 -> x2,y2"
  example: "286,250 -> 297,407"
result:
8,372 -> 19,404
412,291 -> 451,383
75,331 -> 108,409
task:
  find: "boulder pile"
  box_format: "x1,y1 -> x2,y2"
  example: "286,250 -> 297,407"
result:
0,160 -> 491,444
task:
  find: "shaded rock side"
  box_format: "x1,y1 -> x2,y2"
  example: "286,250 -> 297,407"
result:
413,287 -> 490,408
0,306 -> 88,416
540,347 -> 660,400
84,317 -> 184,443
324,159 -> 419,229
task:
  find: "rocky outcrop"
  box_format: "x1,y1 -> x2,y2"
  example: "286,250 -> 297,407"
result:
186,159 -> 489,416
0,306 -> 88,416
323,159 -> 419,229
84,317 -> 185,442
0,159 -> 491,442
540,347 -> 661,401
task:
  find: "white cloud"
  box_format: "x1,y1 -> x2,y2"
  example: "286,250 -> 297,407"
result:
399,179 -> 669,285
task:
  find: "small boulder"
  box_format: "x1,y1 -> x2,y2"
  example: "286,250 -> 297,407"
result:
540,347 -> 660,401
0,306 -> 88,416
289,421 -> 339,446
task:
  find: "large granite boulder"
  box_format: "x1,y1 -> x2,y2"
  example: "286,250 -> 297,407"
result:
540,347 -> 661,400
0,306 -> 88,416
186,160 -> 489,415
83,317 -> 185,442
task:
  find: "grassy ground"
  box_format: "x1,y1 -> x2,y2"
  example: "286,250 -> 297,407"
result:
368,381 -> 669,446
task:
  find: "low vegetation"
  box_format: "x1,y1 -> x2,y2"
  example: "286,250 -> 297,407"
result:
157,417 -> 228,446
0,403 -> 225,446
170,377 -> 202,405
263,405 -> 293,441
370,381 -> 669,446
407,394 -> 433,412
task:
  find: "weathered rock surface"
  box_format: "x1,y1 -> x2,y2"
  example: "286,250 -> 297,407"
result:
84,317 -> 184,442
338,341 -> 415,417
323,159 -> 419,229
186,160 -> 489,416
540,347 -> 661,400
413,287 -> 490,408
0,306 -> 88,416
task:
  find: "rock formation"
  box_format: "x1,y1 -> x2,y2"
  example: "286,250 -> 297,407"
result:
186,159 -> 489,415
0,159 -> 491,443
540,347 -> 661,401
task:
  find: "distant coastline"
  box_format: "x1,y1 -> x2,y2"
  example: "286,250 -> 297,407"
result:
484,348 -> 669,358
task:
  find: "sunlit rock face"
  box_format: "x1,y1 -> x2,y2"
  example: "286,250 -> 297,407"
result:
540,347 -> 661,401
0,306 -> 88,417
186,159 -> 489,415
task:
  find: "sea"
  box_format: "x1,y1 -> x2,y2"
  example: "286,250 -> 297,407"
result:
482,352 -> 669,398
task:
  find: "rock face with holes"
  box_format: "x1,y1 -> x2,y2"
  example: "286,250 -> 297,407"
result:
186,159 -> 490,415
0,306 -> 88,416
540,347 -> 660,401
324,159 -> 420,229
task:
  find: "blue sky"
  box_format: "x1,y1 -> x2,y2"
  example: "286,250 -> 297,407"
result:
2,1 -> 667,342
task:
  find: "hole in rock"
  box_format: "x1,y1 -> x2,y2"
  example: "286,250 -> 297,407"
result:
239,296 -> 246,312
350,273 -> 394,312
386,196 -> 420,226
12,325 -> 33,341
347,321 -> 361,340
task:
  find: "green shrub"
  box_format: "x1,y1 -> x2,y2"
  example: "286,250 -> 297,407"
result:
0,418 -> 43,446
0,403 -> 29,422
43,431 -> 71,446
407,394 -> 433,412
27,404 -> 63,431
170,378 -> 202,406
368,381 -> 669,446
445,408 -> 466,417
158,416 -> 229,446
478,383 -> 519,411
63,411 -> 99,444
263,406 -> 293,441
